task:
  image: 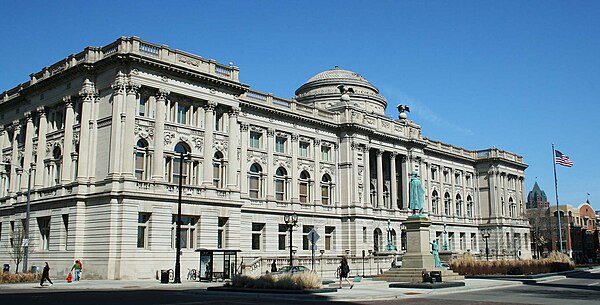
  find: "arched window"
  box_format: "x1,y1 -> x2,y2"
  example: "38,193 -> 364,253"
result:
213,151 -> 225,188
299,170 -> 311,203
173,142 -> 190,185
275,167 -> 288,201
135,139 -> 150,180
444,192 -> 451,216
466,195 -> 473,218
501,197 -> 505,216
370,183 -> 377,207
431,190 -> 439,215
248,163 -> 263,199
391,229 -> 397,250
321,174 -> 333,205
455,194 -> 462,216
509,197 -> 515,218
374,228 -> 383,252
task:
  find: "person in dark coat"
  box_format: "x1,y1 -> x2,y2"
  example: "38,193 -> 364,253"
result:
40,262 -> 53,287
338,257 -> 353,289
271,260 -> 277,273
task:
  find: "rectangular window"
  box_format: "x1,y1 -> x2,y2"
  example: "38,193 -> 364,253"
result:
362,227 -> 367,243
62,214 -> 69,251
460,232 -> 465,250
251,223 -> 265,250
299,142 -> 309,157
448,232 -> 454,251
321,185 -> 330,205
249,176 -> 260,199
275,137 -> 286,153
470,233 -> 476,251
9,221 -> 14,248
275,179 -> 285,201
455,172 -> 461,185
249,131 -> 262,149
444,170 -> 450,183
38,217 -> 51,250
171,215 -> 197,249
431,167 -> 438,181
215,112 -> 223,131
138,213 -> 151,248
139,97 -> 146,116
177,105 -> 188,124
321,146 -> 330,161
278,224 -> 288,251
302,225 -> 314,250
466,175 -> 471,187
218,217 -> 228,249
325,226 -> 335,251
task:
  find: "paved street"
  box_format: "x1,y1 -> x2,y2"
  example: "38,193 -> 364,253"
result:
0,268 -> 598,305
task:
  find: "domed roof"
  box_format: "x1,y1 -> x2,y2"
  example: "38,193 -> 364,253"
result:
306,67 -> 373,85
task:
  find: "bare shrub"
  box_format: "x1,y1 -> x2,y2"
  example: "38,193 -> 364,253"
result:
0,272 -> 41,284
449,251 -> 574,276
230,271 -> 321,290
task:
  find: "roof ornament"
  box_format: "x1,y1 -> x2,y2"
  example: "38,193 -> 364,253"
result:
397,104 -> 410,119
337,84 -> 354,103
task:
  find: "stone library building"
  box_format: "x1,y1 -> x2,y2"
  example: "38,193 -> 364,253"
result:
0,37 -> 531,279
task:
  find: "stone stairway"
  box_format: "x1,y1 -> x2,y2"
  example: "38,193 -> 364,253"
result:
373,267 -> 464,283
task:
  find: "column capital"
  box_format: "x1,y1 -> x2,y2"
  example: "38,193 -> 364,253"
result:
111,80 -> 126,94
313,138 -> 321,146
267,128 -> 275,137
363,144 -> 371,152
205,100 -> 217,111
291,133 -> 299,142
376,149 -> 384,157
24,111 -> 33,121
390,151 -> 398,159
240,122 -> 249,132
350,141 -> 360,151
126,82 -> 141,95
155,89 -> 170,100
36,106 -> 46,116
229,106 -> 241,117
63,96 -> 73,108
79,79 -> 97,101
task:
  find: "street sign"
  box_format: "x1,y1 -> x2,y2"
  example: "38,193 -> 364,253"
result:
307,229 -> 320,244
311,244 -> 318,251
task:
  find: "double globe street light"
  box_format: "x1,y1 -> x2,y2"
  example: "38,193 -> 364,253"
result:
284,213 -> 298,267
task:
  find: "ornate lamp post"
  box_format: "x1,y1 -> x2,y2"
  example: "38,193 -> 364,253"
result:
319,249 -> 325,278
284,213 -> 298,267
174,144 -> 190,284
368,250 -> 373,276
482,230 -> 490,261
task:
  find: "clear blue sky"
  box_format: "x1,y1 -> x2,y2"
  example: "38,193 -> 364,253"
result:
1,1 -> 598,210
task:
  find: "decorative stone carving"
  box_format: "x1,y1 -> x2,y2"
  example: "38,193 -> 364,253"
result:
291,133 -> 299,142
240,123 -> 249,132
134,124 -> 155,140
190,136 -> 204,152
229,106 -> 240,117
178,54 -> 200,67
126,82 -> 141,95
313,139 -> 321,146
266,128 -> 275,137
350,141 -> 360,151
73,131 -> 80,146
205,100 -> 217,111
164,132 -> 175,145
214,139 -> 228,152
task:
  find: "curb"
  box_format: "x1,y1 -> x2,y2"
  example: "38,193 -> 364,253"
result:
207,286 -> 338,294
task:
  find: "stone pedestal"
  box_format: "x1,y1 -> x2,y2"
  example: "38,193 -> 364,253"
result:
402,217 -> 434,269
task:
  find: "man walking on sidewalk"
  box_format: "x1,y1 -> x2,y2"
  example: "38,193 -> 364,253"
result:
40,262 -> 53,287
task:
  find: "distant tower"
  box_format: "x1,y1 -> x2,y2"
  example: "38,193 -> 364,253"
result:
527,181 -> 549,209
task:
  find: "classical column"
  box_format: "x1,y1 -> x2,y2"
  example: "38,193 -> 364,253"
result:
363,146 -> 371,207
291,134 -> 299,202
35,107 -> 47,188
61,97 -> 74,184
313,139 -> 321,205
376,149 -> 384,208
202,101 -> 217,185
152,90 -> 168,181
240,123 -> 249,195
9,121 -> 20,194
21,112 -> 34,191
390,152 -> 398,210
77,83 -> 94,182
227,107 -> 240,189
121,82 -> 140,177
265,128 -> 275,199
109,76 -> 126,176
401,156 -> 409,210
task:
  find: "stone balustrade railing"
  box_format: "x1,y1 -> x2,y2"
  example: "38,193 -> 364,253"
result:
2,36 -> 240,104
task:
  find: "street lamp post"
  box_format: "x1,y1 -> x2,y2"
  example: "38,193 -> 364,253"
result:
284,213 -> 298,267
513,236 -> 518,259
174,145 -> 190,284
319,249 -> 325,279
368,250 -> 373,276
482,231 -> 490,261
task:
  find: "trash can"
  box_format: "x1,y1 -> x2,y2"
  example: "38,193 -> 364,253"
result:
31,266 -> 39,273
431,271 -> 442,283
160,270 -> 170,284
2,264 -> 9,273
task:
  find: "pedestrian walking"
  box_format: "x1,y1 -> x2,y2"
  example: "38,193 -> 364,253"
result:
71,260 -> 82,281
40,262 -> 53,287
338,257 -> 353,289
271,260 -> 277,273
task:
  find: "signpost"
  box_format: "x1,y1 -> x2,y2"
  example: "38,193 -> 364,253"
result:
308,229 -> 320,271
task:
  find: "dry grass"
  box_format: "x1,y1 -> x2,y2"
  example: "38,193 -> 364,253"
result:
230,271 -> 322,290
0,272 -> 42,284
449,251 -> 575,275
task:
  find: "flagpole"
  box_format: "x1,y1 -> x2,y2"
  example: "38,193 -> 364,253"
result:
552,143 -> 564,253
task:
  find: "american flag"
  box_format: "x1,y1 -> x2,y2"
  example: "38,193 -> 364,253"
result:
555,150 -> 574,167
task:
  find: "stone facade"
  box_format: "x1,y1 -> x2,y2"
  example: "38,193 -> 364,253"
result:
0,37 -> 531,279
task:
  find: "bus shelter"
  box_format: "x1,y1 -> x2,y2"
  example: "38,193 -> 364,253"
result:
195,248 -> 241,281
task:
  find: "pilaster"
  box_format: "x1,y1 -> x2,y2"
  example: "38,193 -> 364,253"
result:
9,121 -> 20,194
34,107 -> 47,188
363,145 -> 371,207
77,81 -> 95,182
202,101 -> 216,185
121,81 -> 140,177
313,138 -> 321,205
152,89 -> 168,181
109,75 -> 126,176
227,107 -> 240,190
21,112 -> 34,191
390,152 -> 398,210
376,149 -> 384,208
266,128 -> 275,200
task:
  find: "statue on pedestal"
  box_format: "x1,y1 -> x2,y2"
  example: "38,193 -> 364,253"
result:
430,240 -> 442,268
385,219 -> 396,251
409,171 -> 425,217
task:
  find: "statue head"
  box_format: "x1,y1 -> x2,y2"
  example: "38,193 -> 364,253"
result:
411,171 -> 419,179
